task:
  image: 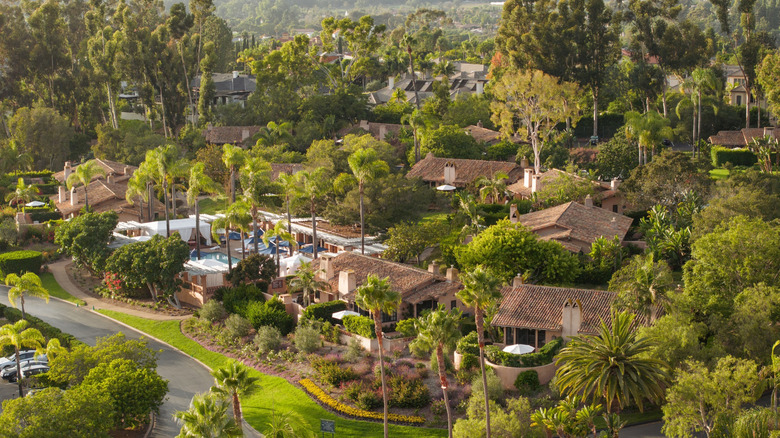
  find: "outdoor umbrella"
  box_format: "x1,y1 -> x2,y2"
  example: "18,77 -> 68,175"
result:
331,310 -> 360,320
436,184 -> 456,191
502,344 -> 535,355
25,201 -> 46,207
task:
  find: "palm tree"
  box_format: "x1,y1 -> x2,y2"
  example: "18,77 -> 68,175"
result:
402,34 -> 421,111
348,149 -> 389,254
457,265 -> 502,438
624,111 -> 673,165
475,171 -> 509,204
401,109 -> 428,163
354,275 -> 401,438
263,410 -> 315,438
5,178 -> 39,212
411,305 -> 462,438
555,310 -> 670,413
288,261 -> 331,307
187,163 -> 223,260
240,157 -> 275,254
0,140 -> 33,174
36,338 -> 67,361
222,144 -> 247,203
295,168 -> 330,259
0,320 -> 44,397
5,272 -> 49,319
134,160 -> 158,223
65,161 -> 106,211
263,221 -> 297,276
277,172 -> 299,236
174,392 -> 242,438
456,193 -> 483,238
211,201 -> 251,271
210,360 -> 260,426
144,145 -> 186,236
126,168 -> 151,222
256,121 -> 293,147
609,253 -> 673,324
433,59 -> 456,78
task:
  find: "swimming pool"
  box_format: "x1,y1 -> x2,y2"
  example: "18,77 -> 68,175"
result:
191,251 -> 241,265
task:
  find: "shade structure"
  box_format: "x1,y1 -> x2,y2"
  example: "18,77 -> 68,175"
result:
25,201 -> 46,207
138,218 -> 212,245
331,310 -> 360,320
298,244 -> 327,254
502,344 -> 535,355
436,184 -> 456,191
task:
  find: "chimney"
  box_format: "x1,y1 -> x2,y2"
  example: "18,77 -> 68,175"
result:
444,162 -> 456,185
520,156 -> 529,168
512,274 -> 524,288
338,270 -> 356,297
531,174 -> 542,193
58,186 -> 66,203
123,165 -> 131,175
428,261 -> 440,274
242,129 -> 250,141
388,76 -> 395,89
610,178 -> 620,190
64,161 -> 72,182
509,204 -> 518,223
561,299 -> 582,340
378,125 -> 387,140
232,71 -> 239,79
765,127 -> 776,140
107,174 -> 114,184
319,255 -> 334,280
477,120 -> 483,128
446,266 -> 459,282
476,81 -> 484,95
359,120 -> 369,130
523,168 -> 533,188
584,194 -> 593,208
70,187 -> 78,206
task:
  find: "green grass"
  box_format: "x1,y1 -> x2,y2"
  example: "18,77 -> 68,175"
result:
198,198 -> 225,215
97,310 -> 447,438
419,211 -> 451,223
40,272 -> 86,306
709,168 -> 730,180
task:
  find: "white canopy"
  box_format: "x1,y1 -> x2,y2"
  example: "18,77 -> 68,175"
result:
25,201 -> 46,207
331,310 -> 360,320
138,218 -> 211,244
280,253 -> 312,276
436,184 -> 456,191
502,344 -> 535,355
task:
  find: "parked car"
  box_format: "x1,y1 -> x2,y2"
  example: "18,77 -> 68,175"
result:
0,353 -> 47,373
20,364 -> 50,380
4,362 -> 49,382
0,350 -> 37,369
0,357 -> 48,379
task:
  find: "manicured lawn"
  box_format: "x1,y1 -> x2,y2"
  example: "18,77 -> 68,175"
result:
420,211 -> 450,223
198,198 -> 225,215
40,272 -> 86,306
97,310 -> 447,438
709,168 -> 729,180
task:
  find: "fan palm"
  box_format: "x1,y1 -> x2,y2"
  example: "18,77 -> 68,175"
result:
210,360 -> 260,425
288,261 -> 330,307
174,392 -> 242,438
240,157 -> 275,254
5,178 -> 39,212
263,221 -> 297,275
66,160 -> 106,211
187,163 -> 223,260
211,201 -> 251,271
347,149 -> 389,254
555,310 -> 670,413
263,410 -> 315,438
457,266 -> 502,438
475,171 -> 509,204
295,167 -> 330,259
222,144 -> 247,203
0,320 -> 44,397
354,275 -> 401,438
411,305 -> 462,438
5,272 -> 50,319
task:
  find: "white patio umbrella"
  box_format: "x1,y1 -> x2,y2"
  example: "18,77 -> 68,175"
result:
436,184 -> 456,191
502,344 -> 535,355
331,310 -> 360,320
25,201 -> 46,207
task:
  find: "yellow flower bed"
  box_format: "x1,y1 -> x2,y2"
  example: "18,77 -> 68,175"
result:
298,378 -> 426,424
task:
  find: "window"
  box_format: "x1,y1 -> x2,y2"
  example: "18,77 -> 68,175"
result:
538,330 -> 546,347
737,95 -> 743,106
612,204 -> 618,213
505,327 -> 514,344
450,300 -> 457,310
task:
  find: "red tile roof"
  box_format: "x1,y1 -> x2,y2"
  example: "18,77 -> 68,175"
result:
53,159 -> 137,183
51,179 -> 164,217
406,153 -> 523,187
202,126 -> 261,145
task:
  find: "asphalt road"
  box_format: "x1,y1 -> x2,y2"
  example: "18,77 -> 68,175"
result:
0,289 -> 213,438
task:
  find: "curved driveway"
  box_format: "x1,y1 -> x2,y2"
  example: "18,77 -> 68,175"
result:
0,288 -> 213,437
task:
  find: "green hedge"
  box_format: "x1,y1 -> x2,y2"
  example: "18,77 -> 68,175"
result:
0,304 -> 81,354
34,182 -> 60,195
343,315 -> 376,339
485,337 -> 564,368
455,331 -> 479,355
301,301 -> 347,322
244,301 -> 295,335
30,211 -> 62,223
711,146 -> 757,167
0,250 -> 43,276
514,370 -> 541,394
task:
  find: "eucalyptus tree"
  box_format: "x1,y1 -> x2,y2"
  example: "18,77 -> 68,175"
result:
187,162 -> 223,260
66,161 -> 106,211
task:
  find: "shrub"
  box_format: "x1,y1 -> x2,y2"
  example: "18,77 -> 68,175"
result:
315,360 -> 358,386
294,325 -> 321,354
225,314 -> 253,339
216,284 -> 266,314
254,326 -> 282,354
356,390 -> 382,410
301,301 -> 347,322
711,146 -> 757,167
456,331 -> 479,355
244,301 -> 295,335
343,315 -> 376,339
395,318 -> 417,337
388,375 -> 431,408
471,370 -> 504,402
0,250 -> 42,276
200,300 -> 226,323
224,254 -> 275,286
514,370 -> 541,395
28,211 -> 62,223
459,352 -> 478,371
344,338 -> 366,362
484,337 -> 564,368
264,296 -> 285,313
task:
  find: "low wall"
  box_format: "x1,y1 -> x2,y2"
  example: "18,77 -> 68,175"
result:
338,331 -> 413,354
453,351 -> 557,389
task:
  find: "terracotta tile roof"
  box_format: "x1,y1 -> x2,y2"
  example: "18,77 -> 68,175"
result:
742,128 -> 767,143
53,159 -> 137,183
270,163 -> 303,181
314,252 -> 462,303
202,126 -> 261,145
337,121 -> 403,140
406,153 -> 523,187
514,201 -> 633,253
493,285 -> 616,334
508,169 -> 620,201
708,130 -> 745,147
51,179 -> 164,217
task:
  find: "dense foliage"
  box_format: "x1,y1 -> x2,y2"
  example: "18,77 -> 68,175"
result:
54,211 -> 118,273
0,250 -> 42,277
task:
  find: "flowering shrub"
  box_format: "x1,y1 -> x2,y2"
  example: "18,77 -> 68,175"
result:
103,272 -> 123,297
299,379 -> 425,424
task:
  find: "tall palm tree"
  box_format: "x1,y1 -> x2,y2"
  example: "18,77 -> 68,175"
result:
5,178 -> 39,212
690,68 -> 718,150
348,149 -> 389,255
624,111 -> 673,165
401,109 -> 428,163
457,265 -> 502,438
402,33 -> 421,111
609,253 -> 673,324
277,172 -> 298,236
5,272 -> 50,319
288,261 -> 330,307
263,221 -> 297,276
210,360 -> 260,426
555,310 -> 670,413
126,169 -> 151,222
263,410 -> 315,438
411,305 -> 462,438
354,275 -> 401,438
475,171 -> 509,204
240,157 -> 275,254
295,167 -> 330,259
222,144 -> 247,203
66,161 -> 106,211
133,160 -> 158,223
174,392 -> 242,438
187,163 -> 223,260
211,201 -> 251,271
0,320 -> 44,397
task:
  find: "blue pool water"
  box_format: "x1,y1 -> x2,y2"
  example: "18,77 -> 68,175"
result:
191,251 -> 241,265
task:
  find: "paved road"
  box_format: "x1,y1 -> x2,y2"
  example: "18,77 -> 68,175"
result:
0,289 -> 213,437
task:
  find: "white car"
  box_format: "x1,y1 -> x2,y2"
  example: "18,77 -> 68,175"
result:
20,364 -> 50,380
4,362 -> 49,382
0,350 -> 38,369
